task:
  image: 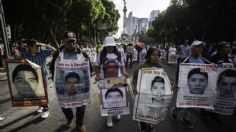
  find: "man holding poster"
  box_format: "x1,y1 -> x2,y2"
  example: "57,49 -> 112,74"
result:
171,40 -> 212,129
201,41 -> 235,120
50,31 -> 92,131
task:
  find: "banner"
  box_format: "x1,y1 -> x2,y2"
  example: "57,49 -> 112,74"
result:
168,53 -> 177,64
176,63 -> 217,109
133,68 -> 173,124
54,59 -> 90,108
6,59 -> 48,107
99,77 -> 130,116
207,64 -> 236,115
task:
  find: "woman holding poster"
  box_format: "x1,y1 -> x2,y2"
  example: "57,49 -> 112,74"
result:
132,47 -> 166,132
95,36 -> 127,128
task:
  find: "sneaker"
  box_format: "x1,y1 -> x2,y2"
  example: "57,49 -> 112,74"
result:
115,115 -> 121,120
181,118 -> 194,129
106,116 -> 113,127
37,107 -> 43,113
65,120 -> 74,128
0,115 -> 5,121
78,125 -> 86,132
41,111 -> 49,118
170,107 -> 177,122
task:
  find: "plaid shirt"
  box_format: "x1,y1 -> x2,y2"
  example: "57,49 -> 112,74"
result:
21,49 -> 51,75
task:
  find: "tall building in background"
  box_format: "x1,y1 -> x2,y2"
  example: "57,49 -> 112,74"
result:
149,10 -> 160,29
139,18 -> 149,33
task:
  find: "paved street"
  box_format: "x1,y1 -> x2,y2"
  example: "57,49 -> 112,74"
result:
0,61 -> 236,132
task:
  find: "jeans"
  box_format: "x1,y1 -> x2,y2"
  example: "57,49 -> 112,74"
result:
61,105 -> 86,127
126,54 -> 133,67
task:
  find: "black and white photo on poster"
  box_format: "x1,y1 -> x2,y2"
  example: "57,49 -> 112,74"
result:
207,65 -> 236,115
176,63 -> 217,108
100,86 -> 128,109
133,68 -> 173,124
6,59 -> 48,107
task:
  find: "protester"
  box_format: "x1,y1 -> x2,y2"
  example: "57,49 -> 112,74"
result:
170,40 -> 211,129
126,43 -> 135,68
201,41 -> 235,121
132,47 -> 164,132
95,36 -> 127,127
50,31 -> 91,131
14,39 -> 56,118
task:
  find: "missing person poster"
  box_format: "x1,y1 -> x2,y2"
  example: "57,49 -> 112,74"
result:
176,63 -> 217,109
207,64 -> 236,115
100,77 -> 130,116
6,59 -> 48,107
133,68 -> 173,124
168,53 -> 177,64
54,58 -> 90,108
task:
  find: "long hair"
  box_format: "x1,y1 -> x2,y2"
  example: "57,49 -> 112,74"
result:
99,47 -> 121,65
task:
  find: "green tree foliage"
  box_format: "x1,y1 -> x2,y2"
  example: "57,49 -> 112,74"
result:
149,0 -> 236,44
2,0 -> 120,47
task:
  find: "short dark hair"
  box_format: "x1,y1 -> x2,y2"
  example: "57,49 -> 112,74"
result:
65,72 -> 80,82
151,76 -> 164,87
12,64 -> 39,83
105,88 -> 123,99
217,69 -> 236,86
27,39 -> 38,47
187,68 -> 208,80
217,41 -> 231,51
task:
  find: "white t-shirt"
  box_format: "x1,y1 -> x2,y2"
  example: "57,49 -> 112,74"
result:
169,47 -> 177,55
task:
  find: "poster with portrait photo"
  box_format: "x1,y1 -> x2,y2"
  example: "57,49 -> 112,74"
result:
160,50 -> 166,60
176,63 -> 217,109
54,59 -> 90,108
133,49 -> 138,62
100,86 -> 130,116
133,68 -> 173,124
168,53 -> 177,64
6,59 -> 48,107
207,65 -> 236,115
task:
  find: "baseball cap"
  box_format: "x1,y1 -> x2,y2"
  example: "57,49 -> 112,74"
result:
103,36 -> 116,47
63,31 -> 76,40
191,40 -> 203,46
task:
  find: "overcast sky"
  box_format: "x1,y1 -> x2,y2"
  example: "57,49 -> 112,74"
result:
112,0 -> 171,37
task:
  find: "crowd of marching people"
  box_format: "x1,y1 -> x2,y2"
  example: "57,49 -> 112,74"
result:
0,32 -> 236,132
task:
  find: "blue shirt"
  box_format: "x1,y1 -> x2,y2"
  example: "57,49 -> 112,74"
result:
189,56 -> 205,64
21,49 -> 51,75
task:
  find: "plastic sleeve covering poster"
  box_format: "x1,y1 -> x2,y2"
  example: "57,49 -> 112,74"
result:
6,59 -> 48,107
100,76 -> 130,116
176,63 -> 217,109
207,64 -> 236,115
54,59 -> 90,108
133,68 -> 173,124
